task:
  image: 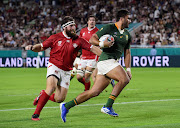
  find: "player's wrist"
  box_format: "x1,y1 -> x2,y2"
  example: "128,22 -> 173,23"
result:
99,41 -> 104,48
126,68 -> 131,72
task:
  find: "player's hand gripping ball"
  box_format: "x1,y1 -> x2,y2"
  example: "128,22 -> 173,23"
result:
99,34 -> 114,48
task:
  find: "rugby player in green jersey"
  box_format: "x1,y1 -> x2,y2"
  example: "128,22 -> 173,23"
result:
60,9 -> 132,122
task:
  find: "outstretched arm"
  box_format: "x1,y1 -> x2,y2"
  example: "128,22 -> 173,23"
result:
124,48 -> 132,79
25,44 -> 44,52
90,45 -> 102,57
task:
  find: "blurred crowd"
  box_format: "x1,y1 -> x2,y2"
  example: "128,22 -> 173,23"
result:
131,0 -> 180,46
0,0 -> 179,48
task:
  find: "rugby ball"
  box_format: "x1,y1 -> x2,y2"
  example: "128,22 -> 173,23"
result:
99,34 -> 114,42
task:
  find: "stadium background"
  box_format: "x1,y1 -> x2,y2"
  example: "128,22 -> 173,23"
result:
0,0 -> 180,128
0,0 -> 180,68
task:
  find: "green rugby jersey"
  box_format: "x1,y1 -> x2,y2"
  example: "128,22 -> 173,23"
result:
96,23 -> 131,61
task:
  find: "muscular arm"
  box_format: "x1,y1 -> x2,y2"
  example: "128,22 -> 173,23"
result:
90,45 -> 102,57
124,49 -> 131,68
124,48 -> 132,79
25,44 -> 44,52
89,34 -> 100,46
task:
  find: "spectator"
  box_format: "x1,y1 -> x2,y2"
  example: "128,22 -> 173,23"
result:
0,0 -> 179,48
156,39 -> 162,46
150,45 -> 157,56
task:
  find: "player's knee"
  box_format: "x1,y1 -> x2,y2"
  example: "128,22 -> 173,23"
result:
117,76 -> 130,87
90,90 -> 101,97
122,77 -> 130,85
45,87 -> 56,95
76,69 -> 84,79
76,74 -> 83,81
56,97 -> 65,103
126,76 -> 130,84
85,70 -> 92,76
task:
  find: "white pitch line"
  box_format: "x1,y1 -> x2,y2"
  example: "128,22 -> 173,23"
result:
0,99 -> 180,112
5,91 -> 81,97
125,88 -> 138,91
5,89 -> 136,97
6,94 -> 38,97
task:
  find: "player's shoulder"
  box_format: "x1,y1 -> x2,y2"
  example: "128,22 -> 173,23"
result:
77,36 -> 86,41
124,29 -> 131,35
80,27 -> 88,32
105,23 -> 115,27
102,23 -> 116,30
98,24 -> 115,33
76,36 -> 88,43
49,32 -> 62,39
94,27 -> 99,31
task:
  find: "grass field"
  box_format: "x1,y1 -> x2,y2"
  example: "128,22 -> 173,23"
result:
0,68 -> 180,128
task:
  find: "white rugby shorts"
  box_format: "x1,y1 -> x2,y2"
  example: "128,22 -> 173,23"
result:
46,62 -> 71,89
78,59 -> 97,69
97,59 -> 120,75
73,57 -> 80,66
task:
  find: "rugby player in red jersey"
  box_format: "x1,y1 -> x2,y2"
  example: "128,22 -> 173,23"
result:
25,16 -> 102,121
76,15 -> 99,91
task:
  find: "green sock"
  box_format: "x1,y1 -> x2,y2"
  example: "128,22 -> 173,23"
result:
65,98 -> 78,109
104,94 -> 117,107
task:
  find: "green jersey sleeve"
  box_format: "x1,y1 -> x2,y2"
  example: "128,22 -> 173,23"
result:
96,24 -> 111,39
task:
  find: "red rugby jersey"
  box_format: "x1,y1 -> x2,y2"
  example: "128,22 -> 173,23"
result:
41,32 -> 92,71
79,27 -> 99,60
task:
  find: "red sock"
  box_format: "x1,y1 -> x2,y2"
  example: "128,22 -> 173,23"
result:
78,78 -> 85,85
49,93 -> 56,102
34,91 -> 50,115
84,81 -> 90,91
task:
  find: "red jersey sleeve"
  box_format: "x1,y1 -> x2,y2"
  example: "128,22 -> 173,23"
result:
41,35 -> 56,49
79,37 -> 92,51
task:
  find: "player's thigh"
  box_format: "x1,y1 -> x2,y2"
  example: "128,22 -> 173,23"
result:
92,68 -> 98,76
46,62 -> 61,95
86,66 -> 94,72
46,76 -> 58,95
91,75 -> 110,93
91,68 -> 97,83
58,70 -> 71,89
106,65 -> 129,82
54,86 -> 68,101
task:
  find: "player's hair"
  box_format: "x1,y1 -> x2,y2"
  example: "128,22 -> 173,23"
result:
116,9 -> 130,21
61,16 -> 75,25
87,15 -> 96,21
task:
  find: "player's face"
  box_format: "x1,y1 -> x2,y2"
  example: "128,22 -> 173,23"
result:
65,24 -> 77,38
87,17 -> 96,28
123,15 -> 130,28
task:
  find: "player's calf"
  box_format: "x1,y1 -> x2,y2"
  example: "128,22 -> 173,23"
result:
33,90 -> 45,106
